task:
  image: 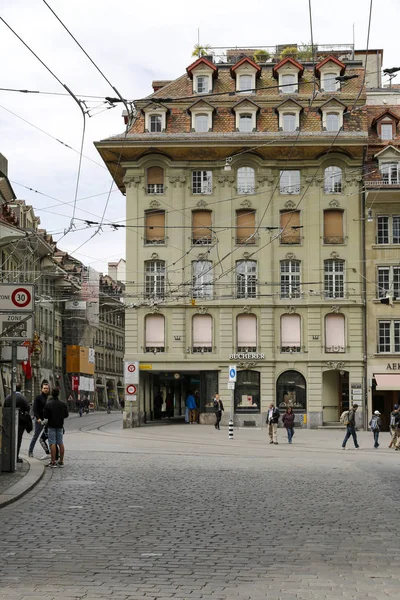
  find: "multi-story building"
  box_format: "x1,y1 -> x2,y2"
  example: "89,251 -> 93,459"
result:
95,273 -> 125,407
97,43 -> 369,427
365,87 -> 400,430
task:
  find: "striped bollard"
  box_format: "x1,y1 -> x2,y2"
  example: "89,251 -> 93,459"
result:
228,420 -> 234,440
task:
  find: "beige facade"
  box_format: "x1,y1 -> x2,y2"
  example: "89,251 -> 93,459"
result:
96,47 -> 369,427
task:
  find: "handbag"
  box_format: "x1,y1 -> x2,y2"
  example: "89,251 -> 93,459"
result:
21,411 -> 33,433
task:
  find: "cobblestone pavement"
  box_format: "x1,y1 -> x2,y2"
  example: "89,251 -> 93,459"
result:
0,460 -> 28,495
0,414 -> 399,600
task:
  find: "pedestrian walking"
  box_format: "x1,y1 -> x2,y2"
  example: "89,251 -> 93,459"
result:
28,380 -> 51,460
43,388 -> 69,468
341,404 -> 360,449
77,398 -> 84,417
213,394 -> 224,430
4,383 -> 31,463
282,406 -> 295,443
266,403 -> 280,444
83,393 -> 90,414
389,404 -> 400,449
186,391 -> 197,424
369,410 -> 382,449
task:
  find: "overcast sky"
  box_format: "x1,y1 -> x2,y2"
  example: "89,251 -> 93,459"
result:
0,0 -> 396,275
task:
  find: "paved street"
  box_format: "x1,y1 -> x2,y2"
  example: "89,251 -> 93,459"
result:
0,414 -> 399,600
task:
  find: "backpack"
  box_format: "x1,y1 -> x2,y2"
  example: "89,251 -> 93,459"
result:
370,416 -> 379,431
340,410 -> 349,425
390,412 -> 400,428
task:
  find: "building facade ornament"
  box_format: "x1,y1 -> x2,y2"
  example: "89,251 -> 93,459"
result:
328,199 -> 340,208
240,199 -> 252,208
237,361 -> 259,369
285,306 -> 297,314
123,175 -> 141,188
331,305 -> 341,313
242,306 -> 252,314
196,199 -> 208,208
150,305 -> 160,314
149,199 -> 161,209
305,175 -> 323,186
285,252 -> 296,260
169,174 -> 186,187
330,251 -> 340,259
196,306 -> 208,314
218,174 -> 235,187
284,200 -> 296,209
151,252 -> 159,260
326,361 -> 346,370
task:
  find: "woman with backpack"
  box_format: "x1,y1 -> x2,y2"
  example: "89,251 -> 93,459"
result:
282,406 -> 295,443
369,410 -> 382,449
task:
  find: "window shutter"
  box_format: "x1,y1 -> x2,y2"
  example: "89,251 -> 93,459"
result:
146,211 -> 165,241
281,314 -> 301,346
324,210 -> 343,241
236,209 -> 256,243
237,314 -> 257,346
325,314 -> 345,348
192,210 -> 212,241
145,315 -> 165,347
192,315 -> 212,346
280,210 -> 300,242
147,167 -> 164,185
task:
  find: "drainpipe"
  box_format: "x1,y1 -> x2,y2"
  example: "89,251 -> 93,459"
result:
361,149 -> 368,431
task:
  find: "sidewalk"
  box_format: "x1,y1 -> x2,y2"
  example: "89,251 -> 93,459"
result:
0,456 -> 45,508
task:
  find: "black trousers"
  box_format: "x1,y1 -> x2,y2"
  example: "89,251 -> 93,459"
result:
215,411 -> 222,429
17,426 -> 25,459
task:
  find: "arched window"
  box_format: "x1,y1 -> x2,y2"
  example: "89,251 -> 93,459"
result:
195,114 -> 209,132
145,314 -> 165,353
276,370 -> 307,410
325,313 -> 345,353
192,314 -> 212,353
144,260 -> 165,299
324,166 -> 342,193
237,314 -> 257,352
280,314 -> 301,353
192,260 -> 213,298
234,370 -> 260,413
324,259 -> 344,298
237,167 -> 255,194
146,167 -> 164,194
236,260 -> 257,298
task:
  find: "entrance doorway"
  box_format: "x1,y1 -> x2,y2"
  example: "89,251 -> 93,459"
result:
372,388 -> 400,431
322,370 -> 349,423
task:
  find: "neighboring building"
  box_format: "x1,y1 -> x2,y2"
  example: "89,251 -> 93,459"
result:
96,44 -> 369,428
365,88 -> 400,430
108,258 -> 126,284
95,273 -> 125,407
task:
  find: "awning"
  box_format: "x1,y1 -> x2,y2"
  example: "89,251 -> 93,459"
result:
374,373 -> 400,390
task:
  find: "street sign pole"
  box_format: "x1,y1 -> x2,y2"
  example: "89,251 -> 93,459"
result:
228,365 -> 237,440
10,341 -> 17,473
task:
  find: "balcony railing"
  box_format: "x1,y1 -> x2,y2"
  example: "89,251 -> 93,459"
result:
145,347 -> 165,353
192,346 -> 212,353
323,236 -> 345,244
280,235 -> 301,245
237,346 -> 257,353
280,345 -> 301,353
206,44 -> 354,65
192,237 -> 213,246
325,345 -> 346,353
365,179 -> 400,188
236,235 -> 257,245
145,238 -> 165,245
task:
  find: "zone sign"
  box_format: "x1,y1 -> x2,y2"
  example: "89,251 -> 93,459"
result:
0,284 -> 35,312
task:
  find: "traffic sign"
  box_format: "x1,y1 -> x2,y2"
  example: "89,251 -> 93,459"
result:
228,364 -> 237,383
227,382 -> 235,390
0,284 -> 35,312
124,360 -> 139,384
0,313 -> 34,341
126,384 -> 137,395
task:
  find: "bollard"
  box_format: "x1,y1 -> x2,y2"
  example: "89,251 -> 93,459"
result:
228,420 -> 234,440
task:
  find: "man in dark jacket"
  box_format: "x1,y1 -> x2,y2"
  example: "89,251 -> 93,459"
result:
28,380 -> 50,459
389,404 -> 400,449
43,388 -> 69,468
266,403 -> 280,444
4,383 -> 30,463
342,404 -> 360,449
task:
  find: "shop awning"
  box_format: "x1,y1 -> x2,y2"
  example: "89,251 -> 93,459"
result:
374,373 -> 400,390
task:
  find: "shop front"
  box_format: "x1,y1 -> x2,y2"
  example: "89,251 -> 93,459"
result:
369,362 -> 400,431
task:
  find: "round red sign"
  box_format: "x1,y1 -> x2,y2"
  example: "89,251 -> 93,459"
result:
127,364 -> 136,373
11,288 -> 31,308
126,384 -> 137,395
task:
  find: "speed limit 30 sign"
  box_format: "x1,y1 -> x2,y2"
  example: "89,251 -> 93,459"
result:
0,284 -> 35,312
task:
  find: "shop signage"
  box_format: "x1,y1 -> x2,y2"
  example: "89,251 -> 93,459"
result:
139,364 -> 152,370
386,363 -> 400,370
229,353 -> 265,360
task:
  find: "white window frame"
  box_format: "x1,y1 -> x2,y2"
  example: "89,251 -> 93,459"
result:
280,314 -> 301,353
326,113 -> 340,132
280,260 -> 301,299
376,215 -> 400,244
192,314 -> 213,353
149,114 -> 162,133
282,113 -> 297,132
234,64 -> 257,93
195,75 -> 210,94
236,314 -> 257,352
192,260 -> 213,299
145,314 -> 165,353
237,167 -> 256,195
144,260 -> 165,299
280,170 -> 300,195
322,72 -> 339,92
143,106 -> 167,132
192,170 -> 212,195
191,65 -> 214,95
380,162 -> 400,185
380,122 -> 393,141
324,259 -> 344,299
324,166 -> 342,193
190,108 -> 213,132
280,73 -> 297,94
239,74 -> 253,92
378,320 -> 400,353
321,106 -> 344,131
377,266 -> 400,299
238,113 -> 254,132
325,313 -> 346,353
236,260 -> 257,298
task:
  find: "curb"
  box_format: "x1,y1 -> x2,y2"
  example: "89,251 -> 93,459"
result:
0,456 -> 45,509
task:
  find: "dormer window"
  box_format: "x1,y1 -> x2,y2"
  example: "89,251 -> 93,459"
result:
276,98 -> 303,131
186,56 -> 218,95
282,114 -> 296,132
239,114 -> 253,132
372,111 -> 399,141
230,57 -> 261,94
233,99 -> 259,132
315,55 -> 346,92
326,113 -> 340,132
273,57 -> 304,96
189,100 -> 215,132
142,104 -> 167,133
320,99 -> 346,132
150,115 -> 162,133
374,146 -> 400,185
196,75 -> 209,94
381,123 -> 393,140
195,114 -> 209,132
322,73 -> 339,93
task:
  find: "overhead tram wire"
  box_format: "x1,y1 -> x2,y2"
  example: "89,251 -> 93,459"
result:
0,17 -> 89,237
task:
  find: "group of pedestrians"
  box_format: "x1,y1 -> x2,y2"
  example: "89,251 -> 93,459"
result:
4,379 -> 69,468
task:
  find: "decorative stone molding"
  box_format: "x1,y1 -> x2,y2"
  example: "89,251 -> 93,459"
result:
218,174 -> 235,187
197,252 -> 207,260
285,306 -> 297,314
151,252 -> 159,260
197,306 -> 208,314
240,199 -> 252,208
330,251 -> 340,259
242,306 -> 252,314
237,361 -> 259,369
329,199 -> 340,208
123,175 -> 141,188
326,361 -> 346,370
150,305 -> 160,314
284,200 -> 296,209
345,173 -> 362,184
331,305 -> 341,313
196,199 -> 208,208
242,252 -> 251,260
285,252 -> 296,260
305,175 -> 323,187
257,172 -> 271,184
149,199 -> 161,209
169,175 -> 187,188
